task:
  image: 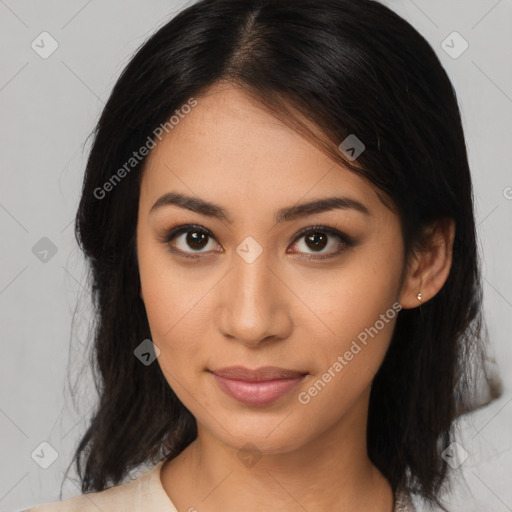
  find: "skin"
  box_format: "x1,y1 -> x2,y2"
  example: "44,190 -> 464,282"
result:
136,82 -> 455,512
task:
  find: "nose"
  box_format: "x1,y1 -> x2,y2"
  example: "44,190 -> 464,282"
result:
217,246 -> 293,348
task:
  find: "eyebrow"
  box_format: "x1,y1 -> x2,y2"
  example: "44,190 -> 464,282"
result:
149,191 -> 370,223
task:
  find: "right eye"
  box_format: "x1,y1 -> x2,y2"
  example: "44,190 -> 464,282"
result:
160,224 -> 222,259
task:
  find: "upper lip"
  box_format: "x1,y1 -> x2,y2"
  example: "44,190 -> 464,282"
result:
210,366 -> 307,382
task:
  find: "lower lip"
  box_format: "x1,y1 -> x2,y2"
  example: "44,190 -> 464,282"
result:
212,373 -> 306,406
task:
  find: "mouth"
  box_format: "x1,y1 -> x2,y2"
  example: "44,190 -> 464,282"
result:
209,366 -> 308,406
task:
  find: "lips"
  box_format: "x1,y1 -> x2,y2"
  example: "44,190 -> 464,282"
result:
211,366 -> 307,381
209,366 -> 308,406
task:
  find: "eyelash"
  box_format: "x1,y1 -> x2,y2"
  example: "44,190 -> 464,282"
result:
159,224 -> 355,260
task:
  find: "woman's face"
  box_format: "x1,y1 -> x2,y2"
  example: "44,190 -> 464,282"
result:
136,83 -> 407,455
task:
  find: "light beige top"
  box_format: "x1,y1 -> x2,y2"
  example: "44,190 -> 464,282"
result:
25,460 -> 177,512
25,459 -> 417,511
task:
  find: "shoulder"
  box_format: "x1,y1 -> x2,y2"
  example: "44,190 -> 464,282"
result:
394,489 -> 448,512
24,460 -> 175,512
394,488 -> 417,512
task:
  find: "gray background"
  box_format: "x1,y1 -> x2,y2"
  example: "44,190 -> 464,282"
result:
1,1 -> 511,511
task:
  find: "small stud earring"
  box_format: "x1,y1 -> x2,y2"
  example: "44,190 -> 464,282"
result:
417,292 -> 422,301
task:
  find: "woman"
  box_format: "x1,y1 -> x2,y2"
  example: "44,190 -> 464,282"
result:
25,0 -> 497,510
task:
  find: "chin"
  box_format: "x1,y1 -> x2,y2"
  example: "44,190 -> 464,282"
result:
207,418 -> 312,455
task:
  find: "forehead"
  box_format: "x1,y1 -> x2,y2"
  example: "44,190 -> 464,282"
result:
139,83 -> 383,217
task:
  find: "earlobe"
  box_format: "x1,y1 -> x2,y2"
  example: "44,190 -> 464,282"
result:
399,218 -> 455,309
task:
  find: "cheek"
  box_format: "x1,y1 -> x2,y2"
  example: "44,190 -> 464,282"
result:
140,271 -> 207,393
294,238 -> 403,393
300,239 -> 402,340
137,238 -> 199,357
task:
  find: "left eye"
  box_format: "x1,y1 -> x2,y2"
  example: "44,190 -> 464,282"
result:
288,227 -> 351,258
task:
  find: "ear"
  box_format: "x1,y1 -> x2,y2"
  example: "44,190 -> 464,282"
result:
398,217 -> 455,309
